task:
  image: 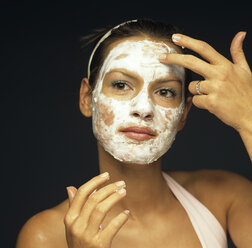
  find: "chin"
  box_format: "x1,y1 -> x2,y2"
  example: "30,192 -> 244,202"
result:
108,148 -> 164,166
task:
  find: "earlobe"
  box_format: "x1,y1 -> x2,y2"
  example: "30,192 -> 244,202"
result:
177,96 -> 192,131
79,78 -> 92,117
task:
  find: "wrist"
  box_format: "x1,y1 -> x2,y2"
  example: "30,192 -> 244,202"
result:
237,118 -> 252,136
237,118 -> 252,162
237,119 -> 252,143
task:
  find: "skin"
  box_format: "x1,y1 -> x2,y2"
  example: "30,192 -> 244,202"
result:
16,33 -> 252,248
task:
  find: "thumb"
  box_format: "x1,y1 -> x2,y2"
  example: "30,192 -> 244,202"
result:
66,186 -> 77,206
230,31 -> 251,72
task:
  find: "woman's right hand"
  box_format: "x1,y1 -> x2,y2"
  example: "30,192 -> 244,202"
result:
64,172 -> 130,248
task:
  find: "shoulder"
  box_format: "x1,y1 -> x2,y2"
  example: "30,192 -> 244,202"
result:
166,169 -> 252,224
168,168 -> 252,190
168,169 -> 252,200
16,200 -> 68,248
181,170 -> 252,247
189,169 -> 252,199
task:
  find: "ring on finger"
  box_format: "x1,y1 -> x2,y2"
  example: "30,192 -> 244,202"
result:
195,80 -> 204,95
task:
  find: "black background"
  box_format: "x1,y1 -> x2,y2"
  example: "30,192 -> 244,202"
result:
1,2 -> 251,248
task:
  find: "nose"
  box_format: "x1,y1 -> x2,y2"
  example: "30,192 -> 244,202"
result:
130,91 -> 154,121
131,111 -> 153,120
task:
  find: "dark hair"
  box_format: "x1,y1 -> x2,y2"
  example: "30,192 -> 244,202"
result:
81,18 -> 191,97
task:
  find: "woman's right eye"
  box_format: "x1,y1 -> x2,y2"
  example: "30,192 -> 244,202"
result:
111,80 -> 131,91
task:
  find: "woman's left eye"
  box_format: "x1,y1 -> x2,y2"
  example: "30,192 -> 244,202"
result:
111,80 -> 131,90
156,88 -> 176,98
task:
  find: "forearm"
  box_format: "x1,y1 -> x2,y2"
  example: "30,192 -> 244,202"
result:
238,119 -> 252,162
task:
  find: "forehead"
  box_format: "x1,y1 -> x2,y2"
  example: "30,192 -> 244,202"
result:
106,39 -> 175,61
106,36 -> 181,55
99,38 -> 185,82
115,40 -> 170,56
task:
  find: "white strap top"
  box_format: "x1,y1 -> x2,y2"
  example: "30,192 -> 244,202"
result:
162,171 -> 228,248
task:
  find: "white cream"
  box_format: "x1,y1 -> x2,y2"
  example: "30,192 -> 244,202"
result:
91,40 -> 185,164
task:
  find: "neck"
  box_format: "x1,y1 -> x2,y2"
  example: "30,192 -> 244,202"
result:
97,143 -> 173,223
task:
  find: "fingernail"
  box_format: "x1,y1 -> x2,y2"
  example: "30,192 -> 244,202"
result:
172,34 -> 182,44
242,31 -> 247,41
100,172 -> 109,178
116,180 -> 126,187
116,188 -> 126,195
124,209 -> 130,215
66,186 -> 73,199
66,186 -> 70,194
90,189 -> 97,196
158,53 -> 167,60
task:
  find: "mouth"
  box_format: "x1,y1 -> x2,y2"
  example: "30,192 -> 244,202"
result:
119,126 -> 157,141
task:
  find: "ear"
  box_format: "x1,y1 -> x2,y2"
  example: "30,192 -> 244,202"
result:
79,77 -> 92,117
177,96 -> 192,131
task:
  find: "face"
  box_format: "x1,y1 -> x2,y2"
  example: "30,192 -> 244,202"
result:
91,38 -> 185,164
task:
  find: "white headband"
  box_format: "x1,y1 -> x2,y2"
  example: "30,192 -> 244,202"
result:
87,19 -> 138,79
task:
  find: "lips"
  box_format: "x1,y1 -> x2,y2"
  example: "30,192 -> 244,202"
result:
119,126 -> 156,141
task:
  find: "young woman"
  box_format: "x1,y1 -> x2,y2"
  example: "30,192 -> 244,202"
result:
16,19 -> 252,248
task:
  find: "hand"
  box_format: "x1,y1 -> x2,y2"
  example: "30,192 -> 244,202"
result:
160,32 -> 252,133
64,172 -> 129,248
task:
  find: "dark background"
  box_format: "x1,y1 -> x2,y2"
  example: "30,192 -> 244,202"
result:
1,2 -> 251,248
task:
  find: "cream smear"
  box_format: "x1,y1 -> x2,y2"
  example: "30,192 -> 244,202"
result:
91,40 -> 185,164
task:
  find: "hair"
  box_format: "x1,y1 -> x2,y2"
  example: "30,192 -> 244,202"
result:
81,18 -> 192,97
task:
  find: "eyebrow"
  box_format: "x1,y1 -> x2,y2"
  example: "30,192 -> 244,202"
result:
114,54 -> 129,60
156,79 -> 182,84
107,69 -> 139,81
107,70 -> 182,84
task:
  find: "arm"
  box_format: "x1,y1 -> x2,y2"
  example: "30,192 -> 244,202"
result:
226,172 -> 252,247
230,33 -> 252,161
160,32 -> 252,162
238,120 -> 252,161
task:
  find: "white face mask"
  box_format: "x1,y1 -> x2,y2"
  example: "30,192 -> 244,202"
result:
91,39 -> 185,164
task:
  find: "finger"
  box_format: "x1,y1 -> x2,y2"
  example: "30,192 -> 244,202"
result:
192,94 -> 209,110
66,172 -> 110,222
66,186 -> 78,206
230,31 -> 251,72
171,33 -> 227,65
80,182 -> 127,236
189,80 -> 213,95
160,53 -> 217,79
100,210 -> 130,244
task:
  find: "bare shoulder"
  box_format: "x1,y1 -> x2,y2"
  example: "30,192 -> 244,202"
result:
16,200 -> 68,248
167,168 -> 252,208
169,169 -> 251,194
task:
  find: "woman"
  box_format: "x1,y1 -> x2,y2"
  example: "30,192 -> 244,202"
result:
16,19 -> 252,248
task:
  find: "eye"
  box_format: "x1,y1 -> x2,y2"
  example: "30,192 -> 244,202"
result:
111,80 -> 131,91
156,88 -> 176,98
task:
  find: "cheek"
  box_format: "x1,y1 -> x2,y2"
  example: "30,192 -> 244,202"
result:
165,108 -> 181,126
163,108 -> 182,128
98,103 -> 115,126
165,110 -> 172,121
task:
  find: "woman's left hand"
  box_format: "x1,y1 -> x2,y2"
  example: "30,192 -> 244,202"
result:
160,32 -> 252,133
